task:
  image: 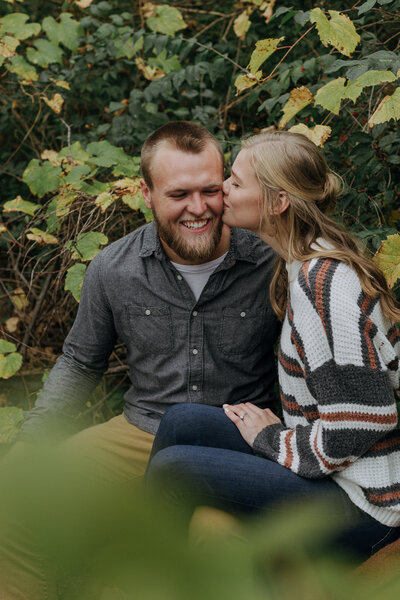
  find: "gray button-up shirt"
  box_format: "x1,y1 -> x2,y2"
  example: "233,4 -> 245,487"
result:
21,223 -> 280,438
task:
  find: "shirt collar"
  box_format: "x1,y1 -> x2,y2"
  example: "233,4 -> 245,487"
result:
139,222 -> 259,265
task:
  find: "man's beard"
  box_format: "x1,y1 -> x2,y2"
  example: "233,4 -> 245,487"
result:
153,212 -> 223,262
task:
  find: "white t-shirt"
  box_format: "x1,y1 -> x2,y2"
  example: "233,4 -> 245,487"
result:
171,253 -> 228,301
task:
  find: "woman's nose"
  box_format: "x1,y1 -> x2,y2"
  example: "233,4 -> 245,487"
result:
222,179 -> 230,194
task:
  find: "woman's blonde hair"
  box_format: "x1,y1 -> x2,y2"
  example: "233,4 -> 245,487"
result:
242,131 -> 400,322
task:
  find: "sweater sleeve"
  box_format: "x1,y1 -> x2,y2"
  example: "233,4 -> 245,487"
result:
253,259 -> 399,479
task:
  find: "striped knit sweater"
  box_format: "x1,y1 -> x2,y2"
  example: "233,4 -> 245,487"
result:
253,255 -> 400,527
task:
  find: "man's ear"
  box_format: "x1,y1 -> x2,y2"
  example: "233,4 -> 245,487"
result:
272,190 -> 289,215
140,179 -> 153,210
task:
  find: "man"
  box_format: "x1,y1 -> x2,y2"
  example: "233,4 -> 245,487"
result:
18,121 -> 279,480
2,122 -> 279,599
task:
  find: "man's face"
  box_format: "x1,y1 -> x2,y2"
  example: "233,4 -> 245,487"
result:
140,142 -> 226,264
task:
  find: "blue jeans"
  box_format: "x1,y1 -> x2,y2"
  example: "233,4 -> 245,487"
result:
147,404 -> 399,560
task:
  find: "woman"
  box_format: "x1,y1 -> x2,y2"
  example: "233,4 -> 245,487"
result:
146,131 -> 400,559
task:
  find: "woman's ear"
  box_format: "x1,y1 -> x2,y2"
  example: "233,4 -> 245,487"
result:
272,190 -> 289,215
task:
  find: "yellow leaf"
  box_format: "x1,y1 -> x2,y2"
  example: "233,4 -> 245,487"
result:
261,0 -> 277,23
0,224 -> 7,234
142,2 -> 156,19
234,70 -> 262,95
75,0 -> 94,7
135,57 -> 165,81
41,149 -> 61,166
42,93 -> 64,114
5,317 -> 20,333
374,233 -> 400,289
112,177 -> 141,194
248,37 -> 283,75
310,8 -> 360,58
53,79 -> 71,90
3,195 -> 40,216
368,88 -> 400,127
288,123 -> 332,147
0,35 -> 19,58
234,10 -> 251,41
26,228 -> 59,245
55,191 -> 76,217
314,77 -> 347,115
279,86 -> 313,129
11,287 -> 29,312
95,192 -> 115,213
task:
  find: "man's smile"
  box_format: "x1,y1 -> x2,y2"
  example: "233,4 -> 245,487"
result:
180,218 -> 212,232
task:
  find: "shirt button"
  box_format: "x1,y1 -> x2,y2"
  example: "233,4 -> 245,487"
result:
240,311 -> 246,317
192,385 -> 198,391
177,275 -> 183,280
192,311 -> 198,316
192,348 -> 198,355
145,309 -> 151,315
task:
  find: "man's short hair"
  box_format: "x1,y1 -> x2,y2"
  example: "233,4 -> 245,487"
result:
141,121 -> 224,189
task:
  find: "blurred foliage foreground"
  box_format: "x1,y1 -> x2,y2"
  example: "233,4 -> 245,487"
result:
0,1 -> 399,430
1,445 -> 400,600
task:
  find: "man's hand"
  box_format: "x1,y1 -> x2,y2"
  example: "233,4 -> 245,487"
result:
223,402 -> 281,447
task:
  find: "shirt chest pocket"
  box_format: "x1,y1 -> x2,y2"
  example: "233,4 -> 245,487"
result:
218,306 -> 266,356
126,304 -> 174,353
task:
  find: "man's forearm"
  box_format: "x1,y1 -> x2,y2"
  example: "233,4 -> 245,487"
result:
19,353 -> 105,441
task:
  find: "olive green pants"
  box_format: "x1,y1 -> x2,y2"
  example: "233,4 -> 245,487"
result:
0,414 -> 155,600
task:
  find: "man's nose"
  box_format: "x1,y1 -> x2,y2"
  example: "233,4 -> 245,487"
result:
188,192 -> 207,216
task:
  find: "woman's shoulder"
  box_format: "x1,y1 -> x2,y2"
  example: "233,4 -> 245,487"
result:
290,256 -> 361,300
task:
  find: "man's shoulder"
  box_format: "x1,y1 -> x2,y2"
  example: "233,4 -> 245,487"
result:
232,227 -> 276,262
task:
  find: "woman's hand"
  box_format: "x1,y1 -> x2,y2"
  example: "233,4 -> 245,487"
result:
223,402 -> 281,447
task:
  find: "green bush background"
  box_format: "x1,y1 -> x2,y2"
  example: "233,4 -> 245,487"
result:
0,0 -> 399,423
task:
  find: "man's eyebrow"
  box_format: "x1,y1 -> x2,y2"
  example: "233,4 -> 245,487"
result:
165,183 -> 222,194
231,169 -> 243,183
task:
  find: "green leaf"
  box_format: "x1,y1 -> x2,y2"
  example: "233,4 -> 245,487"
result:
374,233 -> 400,288
358,0 -> 376,15
314,77 -> 347,115
368,87 -> 400,127
65,263 -> 86,302
148,49 -> 181,74
26,39 -> 63,67
0,352 -> 23,379
23,160 -> 62,197
248,38 -> 283,75
121,194 -> 153,223
86,140 -> 128,167
0,13 -> 41,40
0,407 -> 24,443
6,55 -> 38,81
58,141 -> 91,164
146,5 -> 186,37
3,195 -> 40,216
42,13 -> 82,51
345,70 -> 396,102
66,232 -> 108,262
63,164 -> 92,188
86,141 -> 140,176
0,340 -> 16,354
310,8 -> 360,58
